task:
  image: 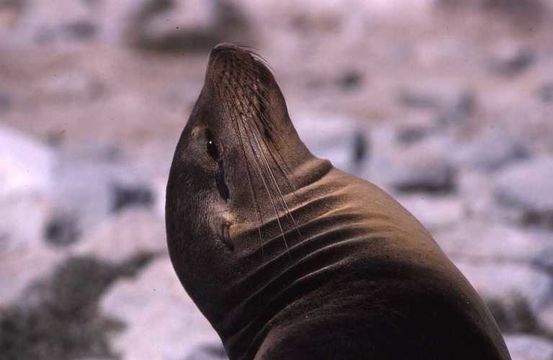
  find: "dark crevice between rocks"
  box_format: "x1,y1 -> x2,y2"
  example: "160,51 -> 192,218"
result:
44,214 -> 81,247
436,91 -> 476,129
393,171 -> 457,195
127,0 -> 251,53
539,83 -> 553,103
184,343 -> 228,360
111,183 -> 154,213
435,0 -> 547,30
520,210 -> 553,230
0,253 -> 157,360
64,20 -> 97,41
337,70 -> 363,91
487,295 -> 553,339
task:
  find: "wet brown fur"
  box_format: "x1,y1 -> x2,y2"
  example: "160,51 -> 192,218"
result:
165,44 -> 511,360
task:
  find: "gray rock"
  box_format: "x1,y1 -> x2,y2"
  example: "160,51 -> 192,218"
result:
456,171 -> 497,220
100,258 -> 222,360
436,221 -> 552,264
46,144 -> 155,246
2,0 -> 249,49
504,335 -> 553,360
0,127 -> 58,307
494,156 -> 553,228
0,243 -> 61,307
395,124 -> 433,145
454,260 -> 551,325
540,82 -> 553,103
397,81 -> 471,112
8,0 -> 96,46
488,45 -> 535,77
397,80 -> 475,129
0,194 -> 51,252
0,91 -> 12,113
435,90 -> 476,128
71,209 -> 166,263
63,19 -> 97,40
0,125 -> 53,198
451,128 -> 529,171
366,133 -> 455,193
1,255 -> 152,360
538,303 -> 553,336
436,0 -> 547,27
184,343 -> 228,360
396,195 -> 465,231
111,183 -> 154,213
0,125 -> 53,253
124,0 -> 250,52
294,113 -> 370,175
36,70 -> 105,104
534,246 -> 553,274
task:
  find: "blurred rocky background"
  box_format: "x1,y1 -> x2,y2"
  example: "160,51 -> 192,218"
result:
1,0 -> 552,359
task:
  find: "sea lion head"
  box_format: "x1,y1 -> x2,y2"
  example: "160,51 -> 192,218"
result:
165,44 -> 330,323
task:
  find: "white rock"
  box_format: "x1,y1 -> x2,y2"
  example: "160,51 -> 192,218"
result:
456,170 -> 497,220
396,195 -> 465,231
436,222 -> 552,263
294,112 -> 369,175
366,133 -> 455,193
72,208 -> 166,263
454,260 -> 551,313
47,145 -> 154,245
538,303 -> 553,336
495,156 -> 553,226
0,244 -> 61,307
0,194 -> 50,253
101,258 -> 223,360
0,125 -> 53,197
0,125 -> 53,253
10,0 -> 93,45
451,128 -> 529,171
505,335 -> 553,360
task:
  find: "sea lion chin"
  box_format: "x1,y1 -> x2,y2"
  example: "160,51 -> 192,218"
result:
165,43 -> 511,360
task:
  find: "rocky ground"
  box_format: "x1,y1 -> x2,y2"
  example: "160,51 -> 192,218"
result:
1,0 -> 552,359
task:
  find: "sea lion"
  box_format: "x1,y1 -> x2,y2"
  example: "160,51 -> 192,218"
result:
165,43 -> 511,360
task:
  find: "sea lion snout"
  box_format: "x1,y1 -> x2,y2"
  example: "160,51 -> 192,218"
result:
206,42 -> 257,83
208,42 -> 247,62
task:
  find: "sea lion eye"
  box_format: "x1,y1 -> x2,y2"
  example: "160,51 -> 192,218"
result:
205,129 -> 219,160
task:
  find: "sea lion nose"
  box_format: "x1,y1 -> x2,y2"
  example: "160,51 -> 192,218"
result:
209,43 -> 246,64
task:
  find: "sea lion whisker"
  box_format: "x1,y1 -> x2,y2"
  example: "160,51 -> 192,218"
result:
244,114 -> 295,259
227,78 -> 304,246
242,81 -> 301,197
255,119 -> 304,240
226,94 -> 283,242
222,92 -> 291,250
222,93 -> 266,260
242,92 -> 304,240
235,110 -> 291,259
